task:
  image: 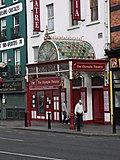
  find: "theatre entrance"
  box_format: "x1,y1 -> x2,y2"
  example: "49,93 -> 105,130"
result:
92,88 -> 104,124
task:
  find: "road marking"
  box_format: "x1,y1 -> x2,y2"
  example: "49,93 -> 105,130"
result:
0,150 -> 65,160
0,137 -> 24,142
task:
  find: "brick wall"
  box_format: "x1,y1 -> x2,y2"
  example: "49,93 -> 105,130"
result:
110,0 -> 120,6
110,0 -> 120,49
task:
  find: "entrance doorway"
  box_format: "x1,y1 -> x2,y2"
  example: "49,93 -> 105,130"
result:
73,89 -> 80,110
92,88 -> 104,123
32,89 -> 61,122
114,89 -> 120,125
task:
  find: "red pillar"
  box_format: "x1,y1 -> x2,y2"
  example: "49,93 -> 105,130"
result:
69,79 -> 75,129
26,82 -> 31,126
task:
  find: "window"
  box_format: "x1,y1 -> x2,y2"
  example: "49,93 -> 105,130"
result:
14,14 -> 20,36
1,18 -> 6,38
33,46 -> 39,62
15,49 -> 21,74
38,91 -> 45,114
70,0 -> 78,26
90,0 -> 98,21
47,4 -> 54,31
2,51 -> 7,64
0,0 -> 5,6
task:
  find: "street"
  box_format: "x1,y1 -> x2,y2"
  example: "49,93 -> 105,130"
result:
0,128 -> 120,160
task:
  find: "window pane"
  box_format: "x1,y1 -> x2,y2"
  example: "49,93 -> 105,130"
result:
33,46 -> 39,62
48,19 -> 54,31
38,91 -> 45,114
14,14 -> 19,26
47,4 -> 54,31
15,49 -> 20,65
2,51 -> 7,63
90,0 -> 98,21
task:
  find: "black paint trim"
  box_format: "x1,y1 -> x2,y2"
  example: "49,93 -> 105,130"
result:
111,4 -> 120,12
111,26 -> 120,32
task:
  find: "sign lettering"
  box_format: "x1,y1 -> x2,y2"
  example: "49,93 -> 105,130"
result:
33,0 -> 40,31
0,38 -> 24,51
73,0 -> 81,20
0,3 -> 22,18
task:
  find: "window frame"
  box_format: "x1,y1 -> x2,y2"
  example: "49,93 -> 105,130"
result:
2,50 -> 7,64
90,0 -> 98,22
1,18 -> 6,38
0,0 -> 5,6
15,48 -> 20,66
47,3 -> 54,31
33,46 -> 39,63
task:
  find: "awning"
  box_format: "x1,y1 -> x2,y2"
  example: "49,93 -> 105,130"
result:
38,39 -> 95,62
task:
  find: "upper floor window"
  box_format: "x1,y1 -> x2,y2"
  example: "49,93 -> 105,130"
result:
2,51 -> 7,64
47,3 -> 54,31
33,46 -> 39,63
90,0 -> 98,21
15,48 -> 20,66
70,0 -> 78,26
15,48 -> 21,75
13,14 -> 20,36
1,18 -> 6,38
0,0 -> 5,6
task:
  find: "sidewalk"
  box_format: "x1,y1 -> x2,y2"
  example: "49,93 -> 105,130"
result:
0,120 -> 120,137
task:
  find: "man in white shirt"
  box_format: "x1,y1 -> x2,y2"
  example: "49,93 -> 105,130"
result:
74,100 -> 84,130
62,101 -> 68,123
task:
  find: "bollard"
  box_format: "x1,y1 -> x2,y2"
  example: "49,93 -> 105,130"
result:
48,112 -> 51,129
25,112 -> 27,127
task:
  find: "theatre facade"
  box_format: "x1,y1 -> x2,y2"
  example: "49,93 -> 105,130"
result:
26,36 -> 110,127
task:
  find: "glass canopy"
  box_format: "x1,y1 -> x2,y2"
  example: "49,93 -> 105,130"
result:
38,39 -> 95,62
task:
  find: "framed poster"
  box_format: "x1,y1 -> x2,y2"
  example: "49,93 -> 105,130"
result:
103,86 -> 110,112
80,87 -> 87,113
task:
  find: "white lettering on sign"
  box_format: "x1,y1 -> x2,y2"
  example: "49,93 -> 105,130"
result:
33,0 -> 40,31
0,3 -> 22,18
0,38 -> 24,51
73,0 -> 81,20
75,0 -> 79,17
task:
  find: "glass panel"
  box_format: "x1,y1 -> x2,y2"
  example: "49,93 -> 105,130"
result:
53,89 -> 58,95
2,51 -> 7,64
38,91 -> 45,114
47,4 -> 54,31
46,91 -> 51,109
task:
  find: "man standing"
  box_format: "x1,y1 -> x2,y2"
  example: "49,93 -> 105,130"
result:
62,101 -> 68,124
74,100 -> 84,131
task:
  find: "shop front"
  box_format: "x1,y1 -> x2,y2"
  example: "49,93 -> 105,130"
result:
26,37 -> 110,127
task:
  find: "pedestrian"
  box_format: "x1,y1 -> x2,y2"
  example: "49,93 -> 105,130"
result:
74,100 -> 84,131
62,101 -> 68,124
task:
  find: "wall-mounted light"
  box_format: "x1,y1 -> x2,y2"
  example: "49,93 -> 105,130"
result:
8,58 -> 12,62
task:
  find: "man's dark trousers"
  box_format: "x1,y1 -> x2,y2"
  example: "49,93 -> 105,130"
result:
77,113 -> 82,131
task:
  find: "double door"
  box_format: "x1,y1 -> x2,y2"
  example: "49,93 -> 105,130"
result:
37,89 -> 61,122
